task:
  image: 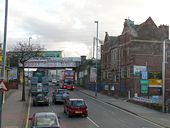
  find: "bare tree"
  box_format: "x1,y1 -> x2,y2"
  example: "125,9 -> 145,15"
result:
12,42 -> 44,101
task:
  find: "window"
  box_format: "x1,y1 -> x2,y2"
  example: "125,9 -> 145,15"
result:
127,66 -> 131,78
121,68 -> 124,78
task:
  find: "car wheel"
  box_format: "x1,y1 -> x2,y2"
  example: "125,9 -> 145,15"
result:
84,114 -> 88,117
33,101 -> 35,106
68,112 -> 71,118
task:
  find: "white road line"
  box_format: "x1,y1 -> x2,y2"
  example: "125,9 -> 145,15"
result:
80,91 -> 165,128
25,94 -> 32,128
87,117 -> 100,127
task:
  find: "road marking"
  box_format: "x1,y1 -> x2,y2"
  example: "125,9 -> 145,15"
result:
79,91 -> 165,128
87,117 -> 100,127
25,94 -> 32,128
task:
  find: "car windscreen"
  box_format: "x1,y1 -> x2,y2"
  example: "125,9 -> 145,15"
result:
71,100 -> 85,107
35,116 -> 58,127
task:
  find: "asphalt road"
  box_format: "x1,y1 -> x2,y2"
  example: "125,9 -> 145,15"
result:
27,84 -> 164,128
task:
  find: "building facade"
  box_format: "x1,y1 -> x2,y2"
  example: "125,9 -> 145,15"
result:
101,17 -> 170,97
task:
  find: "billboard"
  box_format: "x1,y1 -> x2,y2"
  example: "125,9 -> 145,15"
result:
134,65 -> 147,76
9,68 -> 18,80
149,79 -> 162,87
0,48 -> 2,64
140,80 -> 149,94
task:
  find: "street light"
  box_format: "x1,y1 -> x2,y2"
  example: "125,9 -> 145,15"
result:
0,0 -> 8,127
28,37 -> 32,84
94,21 -> 98,97
162,39 -> 166,113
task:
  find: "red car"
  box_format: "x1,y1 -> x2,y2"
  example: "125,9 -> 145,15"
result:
64,98 -> 88,117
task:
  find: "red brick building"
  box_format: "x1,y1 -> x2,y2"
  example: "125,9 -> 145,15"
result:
101,17 -> 170,96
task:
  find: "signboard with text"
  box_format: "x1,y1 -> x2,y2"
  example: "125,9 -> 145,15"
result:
134,65 -> 147,76
140,80 -> 148,94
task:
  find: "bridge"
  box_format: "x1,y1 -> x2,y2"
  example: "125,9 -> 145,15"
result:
19,57 -> 81,68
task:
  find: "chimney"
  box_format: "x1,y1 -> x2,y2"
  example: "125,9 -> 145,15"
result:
159,25 -> 169,39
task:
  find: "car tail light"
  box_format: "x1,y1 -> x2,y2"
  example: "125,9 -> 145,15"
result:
72,86 -> 75,88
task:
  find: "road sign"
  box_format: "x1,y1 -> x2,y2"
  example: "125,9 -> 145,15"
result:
0,81 -> 7,91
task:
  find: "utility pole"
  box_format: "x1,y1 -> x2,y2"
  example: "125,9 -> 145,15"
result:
27,37 -> 32,85
92,37 -> 95,59
0,0 -> 8,127
94,21 -> 98,97
162,40 -> 166,113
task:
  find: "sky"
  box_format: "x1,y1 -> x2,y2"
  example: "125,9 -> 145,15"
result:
0,0 -> 170,58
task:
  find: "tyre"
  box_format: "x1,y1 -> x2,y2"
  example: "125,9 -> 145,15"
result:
84,114 -> 88,117
67,111 -> 71,118
33,101 -> 35,106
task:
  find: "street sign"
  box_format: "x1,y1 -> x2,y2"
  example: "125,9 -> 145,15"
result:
0,81 -> 7,91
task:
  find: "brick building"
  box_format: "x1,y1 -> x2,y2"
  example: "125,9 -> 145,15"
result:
101,17 -> 170,96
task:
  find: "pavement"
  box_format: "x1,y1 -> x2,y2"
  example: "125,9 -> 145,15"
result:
2,85 -> 29,128
77,87 -> 170,128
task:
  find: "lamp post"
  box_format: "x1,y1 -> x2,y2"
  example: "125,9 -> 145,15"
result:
94,21 -> 98,97
162,40 -> 166,113
28,37 -> 32,85
0,0 -> 8,127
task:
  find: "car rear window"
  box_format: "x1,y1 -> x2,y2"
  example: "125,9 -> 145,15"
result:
57,90 -> 65,94
35,116 -> 58,127
71,100 -> 85,107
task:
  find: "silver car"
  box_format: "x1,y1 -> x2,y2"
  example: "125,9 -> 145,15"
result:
52,89 -> 69,104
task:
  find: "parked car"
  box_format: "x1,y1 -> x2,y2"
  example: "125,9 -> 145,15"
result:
33,93 -> 49,106
52,89 -> 69,104
64,98 -> 88,117
29,112 -> 60,128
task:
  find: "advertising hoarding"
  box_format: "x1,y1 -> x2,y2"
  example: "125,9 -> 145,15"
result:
134,65 -> 147,76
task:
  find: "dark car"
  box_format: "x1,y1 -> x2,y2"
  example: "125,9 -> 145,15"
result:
64,98 -> 88,117
52,89 -> 69,104
33,93 -> 49,106
29,112 -> 60,128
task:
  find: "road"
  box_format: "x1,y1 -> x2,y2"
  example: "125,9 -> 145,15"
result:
27,84 -> 164,128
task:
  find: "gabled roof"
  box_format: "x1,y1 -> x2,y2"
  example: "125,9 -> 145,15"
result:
136,17 -> 158,32
104,32 -> 117,44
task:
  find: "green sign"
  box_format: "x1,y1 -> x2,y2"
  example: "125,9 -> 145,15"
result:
43,51 -> 62,58
140,80 -> 148,94
141,84 -> 148,94
140,80 -> 149,85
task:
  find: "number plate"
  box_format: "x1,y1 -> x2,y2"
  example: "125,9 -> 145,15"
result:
75,111 -> 82,114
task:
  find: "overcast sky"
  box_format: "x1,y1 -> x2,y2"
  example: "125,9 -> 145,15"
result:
0,0 -> 170,57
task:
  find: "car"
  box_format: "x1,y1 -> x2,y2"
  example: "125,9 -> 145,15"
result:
56,80 -> 59,86
29,112 -> 60,128
32,93 -> 49,106
52,79 -> 57,85
52,89 -> 69,104
64,98 -> 88,117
